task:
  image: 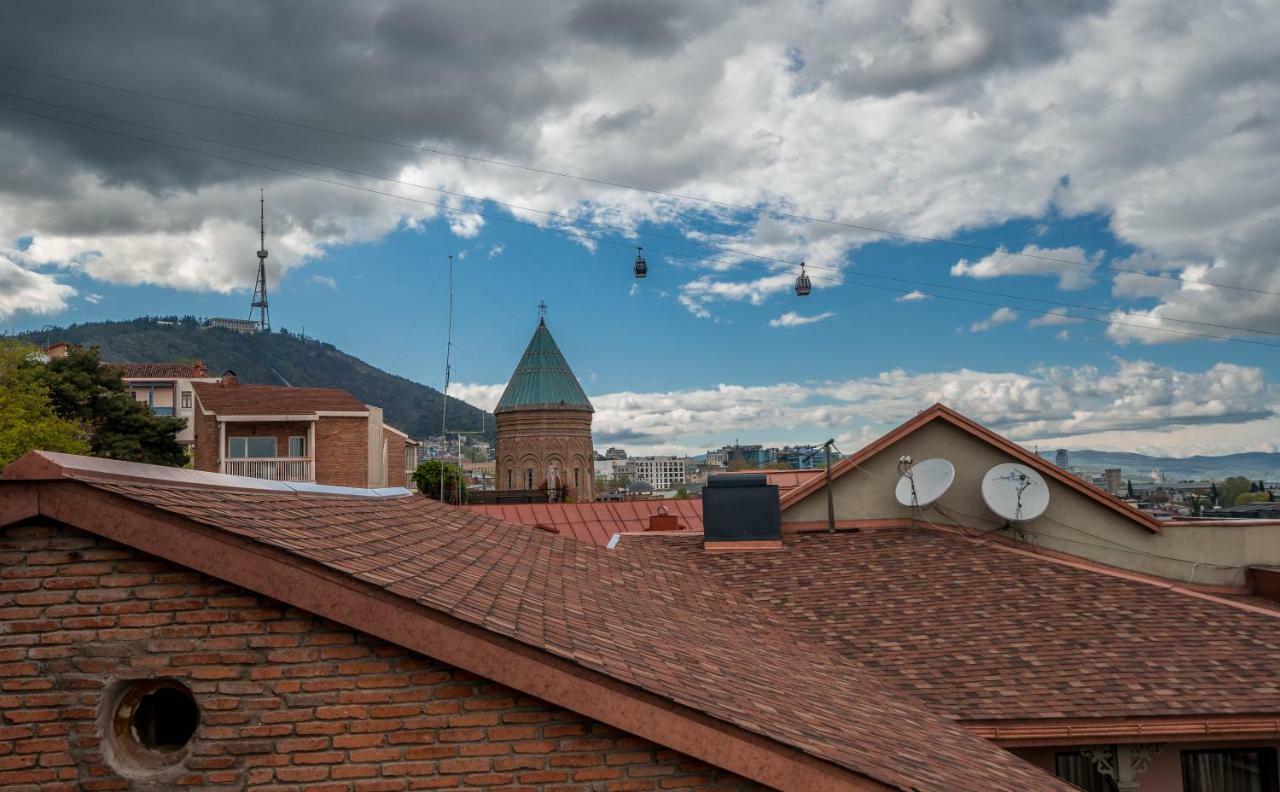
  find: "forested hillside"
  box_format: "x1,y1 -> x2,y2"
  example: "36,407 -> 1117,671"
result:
18,317 -> 493,441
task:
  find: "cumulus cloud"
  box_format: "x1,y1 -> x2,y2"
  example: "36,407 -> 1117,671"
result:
458,359 -> 1276,455
449,382 -> 507,412
769,310 -> 835,327
969,306 -> 1018,332
309,274 -> 338,290
0,0 -> 1277,343
895,290 -> 931,303
952,245 -> 1099,290
0,254 -> 76,318
1028,312 -> 1083,328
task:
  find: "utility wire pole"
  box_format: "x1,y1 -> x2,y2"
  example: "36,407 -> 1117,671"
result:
440,254 -> 453,503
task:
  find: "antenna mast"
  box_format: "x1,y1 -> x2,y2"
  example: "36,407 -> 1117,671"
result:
250,189 -> 271,331
440,254 -> 454,502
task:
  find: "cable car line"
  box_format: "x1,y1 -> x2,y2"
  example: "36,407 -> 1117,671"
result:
0,62 -> 1273,297
2,100 -> 1275,349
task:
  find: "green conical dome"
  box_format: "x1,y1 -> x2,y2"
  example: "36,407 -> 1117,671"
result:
494,319 -> 594,414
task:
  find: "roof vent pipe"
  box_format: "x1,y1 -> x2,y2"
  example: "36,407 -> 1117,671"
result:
702,474 -> 781,551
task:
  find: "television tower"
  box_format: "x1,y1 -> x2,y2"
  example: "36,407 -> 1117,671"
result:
250,189 -> 271,331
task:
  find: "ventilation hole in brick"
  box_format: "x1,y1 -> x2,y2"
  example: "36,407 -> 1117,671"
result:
131,685 -> 199,752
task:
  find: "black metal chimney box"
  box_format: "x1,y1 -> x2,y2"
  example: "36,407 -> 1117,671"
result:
702,474 -> 781,544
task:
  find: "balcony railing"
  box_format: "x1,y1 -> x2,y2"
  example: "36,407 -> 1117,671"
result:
224,457 -> 314,482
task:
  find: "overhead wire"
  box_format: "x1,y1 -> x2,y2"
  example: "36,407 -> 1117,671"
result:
7,85 -> 1276,341
3,97 -> 1278,348
2,61 -> 1272,297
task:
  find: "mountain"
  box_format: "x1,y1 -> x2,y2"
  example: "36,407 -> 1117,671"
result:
18,317 -> 493,442
1038,449 -> 1280,482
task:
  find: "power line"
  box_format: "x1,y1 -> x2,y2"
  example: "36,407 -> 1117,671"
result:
4,89 -> 1275,342
1,61 -> 1273,297
3,100 -> 1277,350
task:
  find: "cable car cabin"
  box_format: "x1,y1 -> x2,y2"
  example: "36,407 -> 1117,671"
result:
634,247 -> 648,279
795,263 -> 811,296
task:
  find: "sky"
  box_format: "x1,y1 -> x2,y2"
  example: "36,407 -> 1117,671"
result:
1,0 -> 1278,458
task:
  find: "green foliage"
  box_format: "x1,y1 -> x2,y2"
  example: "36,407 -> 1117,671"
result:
673,487 -> 691,500
0,340 -> 88,466
19,317 -> 493,441
1218,476 -> 1253,510
412,459 -> 468,504
40,345 -> 187,466
760,461 -> 794,470
1234,491 -> 1271,506
1126,479 -> 1135,499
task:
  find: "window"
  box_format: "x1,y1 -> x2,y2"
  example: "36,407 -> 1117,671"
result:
507,469 -> 513,489
228,436 -> 277,458
574,468 -> 579,488
1183,748 -> 1279,792
287,436 -> 306,458
525,468 -> 533,489
181,391 -> 192,409
1054,754 -> 1117,792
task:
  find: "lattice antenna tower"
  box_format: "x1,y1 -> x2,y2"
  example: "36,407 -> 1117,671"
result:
250,188 -> 271,331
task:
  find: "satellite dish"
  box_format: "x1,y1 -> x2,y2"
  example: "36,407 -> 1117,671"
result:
895,458 -> 955,507
981,463 -> 1050,522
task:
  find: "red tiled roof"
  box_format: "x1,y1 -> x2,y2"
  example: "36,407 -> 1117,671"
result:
779,403 -> 1164,532
466,499 -> 703,545
192,381 -> 367,415
1,451 -> 1073,792
107,360 -> 208,379
617,525 -> 1280,728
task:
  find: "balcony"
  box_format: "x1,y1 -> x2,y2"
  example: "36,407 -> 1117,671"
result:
223,457 -> 314,482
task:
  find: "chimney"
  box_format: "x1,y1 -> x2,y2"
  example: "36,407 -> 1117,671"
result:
702,474 -> 781,551
221,370 -> 238,387
193,360 -> 207,378
647,506 -> 679,532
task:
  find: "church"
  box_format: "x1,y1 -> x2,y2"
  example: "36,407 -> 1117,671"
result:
493,310 -> 595,501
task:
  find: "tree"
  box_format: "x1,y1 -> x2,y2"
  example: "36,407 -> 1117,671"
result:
1234,491 -> 1270,507
39,345 -> 187,466
1126,479 -> 1135,499
412,459 -> 468,504
0,340 -> 88,466
1218,476 -> 1253,510
1210,482 -> 1220,507
760,461 -> 794,470
727,457 -> 752,472
673,487 -> 691,500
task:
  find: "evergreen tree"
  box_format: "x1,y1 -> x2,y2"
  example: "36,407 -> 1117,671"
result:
411,460 -> 468,504
1126,479 -> 1134,499
39,345 -> 187,466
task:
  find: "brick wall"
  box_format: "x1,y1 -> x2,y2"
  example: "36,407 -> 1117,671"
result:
192,402 -> 219,473
0,523 -> 764,791
315,417 -> 370,488
382,430 -> 411,489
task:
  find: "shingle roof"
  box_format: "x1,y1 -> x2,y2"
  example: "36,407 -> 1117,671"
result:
466,499 -> 703,545
494,319 -> 593,414
192,381 -> 368,415
617,526 -> 1280,725
1,451 -> 1071,792
107,360 -> 209,379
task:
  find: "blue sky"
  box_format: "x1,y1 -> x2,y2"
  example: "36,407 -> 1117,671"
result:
2,1 -> 1277,456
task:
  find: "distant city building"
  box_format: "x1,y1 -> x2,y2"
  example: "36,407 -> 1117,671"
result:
1055,449 -> 1070,468
1104,468 -> 1123,495
624,456 -> 692,491
604,447 -> 628,460
704,449 -> 727,468
725,444 -> 773,468
205,317 -> 260,334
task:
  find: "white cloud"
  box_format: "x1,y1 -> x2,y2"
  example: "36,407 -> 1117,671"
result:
458,359 -> 1276,456
969,306 -> 1018,332
449,382 -> 507,412
769,310 -> 835,328
1028,312 -> 1083,328
895,290 -> 931,303
83,292 -> 104,304
0,254 -> 76,318
952,245 -> 1099,291
1055,329 -> 1070,341
309,274 -> 338,290
488,242 -> 505,259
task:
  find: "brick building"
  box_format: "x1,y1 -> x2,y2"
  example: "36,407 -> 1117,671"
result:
494,315 -> 595,502
0,452 -> 1071,791
192,373 -> 416,489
